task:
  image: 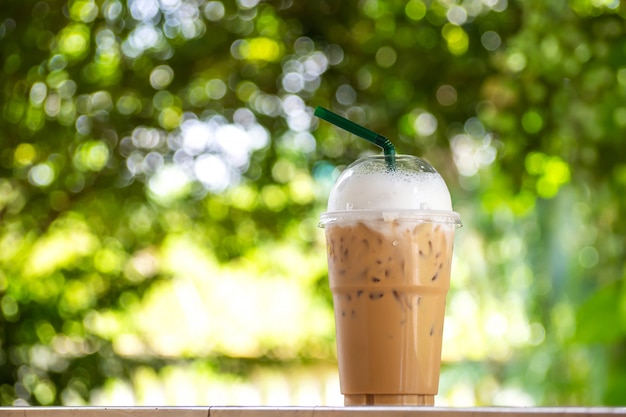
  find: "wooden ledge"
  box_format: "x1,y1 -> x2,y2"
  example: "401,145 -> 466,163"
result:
1,407 -> 626,417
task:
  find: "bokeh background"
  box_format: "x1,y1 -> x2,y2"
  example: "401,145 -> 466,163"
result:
2,0 -> 626,407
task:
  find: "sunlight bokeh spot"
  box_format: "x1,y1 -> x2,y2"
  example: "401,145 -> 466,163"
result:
150,65 -> 174,90
335,84 -> 356,106
33,381 -> 56,405
238,0 -> 260,9
506,51 -> 527,72
521,110 -> 543,134
282,72 -> 304,94
127,249 -> 160,281
58,24 -> 90,59
194,154 -> 231,193
124,24 -> 162,58
535,179 -> 559,199
70,0 -> 99,23
451,133 -> 497,176
73,141 -> 110,172
84,309 -> 124,339
303,51 -> 328,77
525,152 -> 546,176
116,93 -> 142,115
29,163 -> 55,187
148,164 -> 191,204
545,157 -> 571,184
228,185 -> 258,211
271,159 -> 295,184
436,85 -> 457,106
206,79 -> 227,100
0,295 -> 20,322
541,36 -> 561,62
442,24 -> 469,55
414,112 -> 438,136
94,247 -> 126,275
236,80 -> 259,102
129,0 -> 160,22
245,37 -> 282,62
159,107 -> 182,130
405,0 -> 427,21
153,91 -> 175,111
86,142 -> 109,171
30,82 -> 48,106
261,185 -> 287,212
90,90 -> 114,112
447,5 -> 467,25
204,1 -> 225,21
25,107 -> 45,131
61,279 -> 96,313
481,31 -> 501,51
251,92 -> 281,116
375,46 -> 397,68
14,143 -> 38,166
180,120 -> 211,155
288,173 -> 315,205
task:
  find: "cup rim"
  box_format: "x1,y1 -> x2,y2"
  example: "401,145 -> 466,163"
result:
319,209 -> 462,228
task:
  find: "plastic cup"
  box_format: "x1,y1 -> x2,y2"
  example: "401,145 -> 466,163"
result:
319,155 -> 461,406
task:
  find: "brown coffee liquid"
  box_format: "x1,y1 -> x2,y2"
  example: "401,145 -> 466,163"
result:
325,221 -> 454,405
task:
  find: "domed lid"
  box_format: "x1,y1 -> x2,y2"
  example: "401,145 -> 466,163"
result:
321,154 -> 461,226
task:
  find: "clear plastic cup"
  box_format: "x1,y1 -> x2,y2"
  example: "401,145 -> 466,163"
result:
319,155 -> 461,406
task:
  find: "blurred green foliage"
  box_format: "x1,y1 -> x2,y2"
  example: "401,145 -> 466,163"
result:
2,0 -> 626,406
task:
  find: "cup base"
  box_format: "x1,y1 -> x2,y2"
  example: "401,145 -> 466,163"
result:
344,394 -> 434,406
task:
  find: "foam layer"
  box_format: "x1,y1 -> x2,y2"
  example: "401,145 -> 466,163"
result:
327,170 -> 452,212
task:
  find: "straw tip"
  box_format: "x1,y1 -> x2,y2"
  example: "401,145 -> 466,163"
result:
314,106 -> 327,117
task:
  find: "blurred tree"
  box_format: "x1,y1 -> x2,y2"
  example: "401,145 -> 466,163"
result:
1,0 -> 626,406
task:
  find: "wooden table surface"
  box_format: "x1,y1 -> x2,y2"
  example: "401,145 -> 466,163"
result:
1,407 -> 626,417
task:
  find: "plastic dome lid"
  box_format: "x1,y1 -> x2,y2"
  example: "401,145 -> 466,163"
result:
321,155 -> 461,226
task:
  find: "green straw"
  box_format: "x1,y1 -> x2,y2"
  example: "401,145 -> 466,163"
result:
314,106 -> 396,168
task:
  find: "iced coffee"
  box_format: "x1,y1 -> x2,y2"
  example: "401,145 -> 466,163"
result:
320,155 -> 461,406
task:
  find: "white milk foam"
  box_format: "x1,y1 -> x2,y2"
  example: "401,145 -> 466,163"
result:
327,170 -> 452,212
